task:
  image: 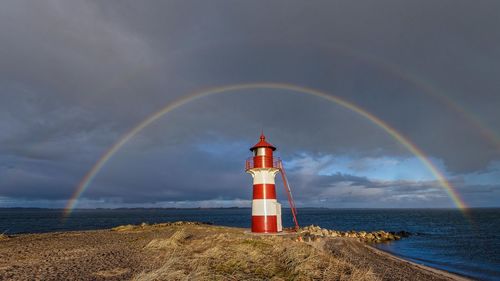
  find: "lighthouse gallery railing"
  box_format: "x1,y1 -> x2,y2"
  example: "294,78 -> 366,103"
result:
244,157 -> 281,170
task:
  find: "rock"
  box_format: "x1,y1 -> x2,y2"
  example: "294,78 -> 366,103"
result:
395,231 -> 411,237
298,224 -> 410,243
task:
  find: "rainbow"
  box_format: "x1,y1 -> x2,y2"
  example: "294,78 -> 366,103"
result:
366,59 -> 500,150
63,82 -> 469,218
313,44 -> 500,150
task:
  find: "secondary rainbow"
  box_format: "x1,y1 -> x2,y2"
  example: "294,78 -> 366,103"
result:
63,82 -> 469,218
316,43 -> 500,150
93,43 -> 500,150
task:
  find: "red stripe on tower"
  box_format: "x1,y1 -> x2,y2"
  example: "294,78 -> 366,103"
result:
253,184 -> 277,199
246,133 -> 282,233
251,216 -> 278,233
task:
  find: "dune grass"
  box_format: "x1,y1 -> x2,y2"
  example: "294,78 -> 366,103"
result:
132,225 -> 378,281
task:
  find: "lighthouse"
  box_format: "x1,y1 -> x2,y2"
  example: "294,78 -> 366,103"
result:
245,133 -> 283,233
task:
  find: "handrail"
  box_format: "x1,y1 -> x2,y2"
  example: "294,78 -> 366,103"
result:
277,160 -> 300,231
245,156 -> 281,170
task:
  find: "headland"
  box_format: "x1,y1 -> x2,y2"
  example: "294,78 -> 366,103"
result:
0,222 -> 472,280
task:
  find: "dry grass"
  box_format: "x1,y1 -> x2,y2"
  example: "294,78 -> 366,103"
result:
0,233 -> 8,240
111,224 -> 137,232
276,241 -> 377,280
145,229 -> 192,249
133,226 -> 379,281
112,221 -> 207,232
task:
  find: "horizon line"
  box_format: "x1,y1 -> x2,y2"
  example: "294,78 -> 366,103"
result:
2,206 -> 498,210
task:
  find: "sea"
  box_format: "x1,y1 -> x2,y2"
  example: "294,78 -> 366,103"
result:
0,208 -> 498,281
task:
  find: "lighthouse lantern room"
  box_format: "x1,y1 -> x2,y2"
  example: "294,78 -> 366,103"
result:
245,133 -> 299,233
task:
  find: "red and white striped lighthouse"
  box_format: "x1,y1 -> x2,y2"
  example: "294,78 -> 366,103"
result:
245,133 -> 282,233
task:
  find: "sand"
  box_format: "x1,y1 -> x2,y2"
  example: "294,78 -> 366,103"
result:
0,222 -> 473,281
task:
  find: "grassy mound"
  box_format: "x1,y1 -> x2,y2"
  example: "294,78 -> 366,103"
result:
132,225 -> 377,281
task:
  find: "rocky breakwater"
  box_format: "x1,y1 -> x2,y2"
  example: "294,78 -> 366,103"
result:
298,225 -> 411,243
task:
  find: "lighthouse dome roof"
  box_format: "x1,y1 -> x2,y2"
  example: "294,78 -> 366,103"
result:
250,133 -> 276,151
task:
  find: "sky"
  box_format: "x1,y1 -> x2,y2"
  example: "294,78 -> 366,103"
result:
0,0 -> 499,209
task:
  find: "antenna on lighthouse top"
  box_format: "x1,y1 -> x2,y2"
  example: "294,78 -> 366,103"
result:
250,130 -> 276,151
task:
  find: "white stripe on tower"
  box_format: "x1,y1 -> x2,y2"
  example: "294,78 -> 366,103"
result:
252,170 -> 278,184
252,199 -> 278,216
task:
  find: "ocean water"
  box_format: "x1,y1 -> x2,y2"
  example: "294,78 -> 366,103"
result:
0,208 -> 498,281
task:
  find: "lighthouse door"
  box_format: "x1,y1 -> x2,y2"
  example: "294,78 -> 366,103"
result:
276,202 -> 282,232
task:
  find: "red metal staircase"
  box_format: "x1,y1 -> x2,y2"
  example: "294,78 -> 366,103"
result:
277,160 -> 300,231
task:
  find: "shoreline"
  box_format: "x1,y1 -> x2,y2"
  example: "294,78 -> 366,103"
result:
367,245 -> 473,281
0,222 -> 476,280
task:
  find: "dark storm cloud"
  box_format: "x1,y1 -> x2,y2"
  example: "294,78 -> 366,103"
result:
0,0 -> 499,207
